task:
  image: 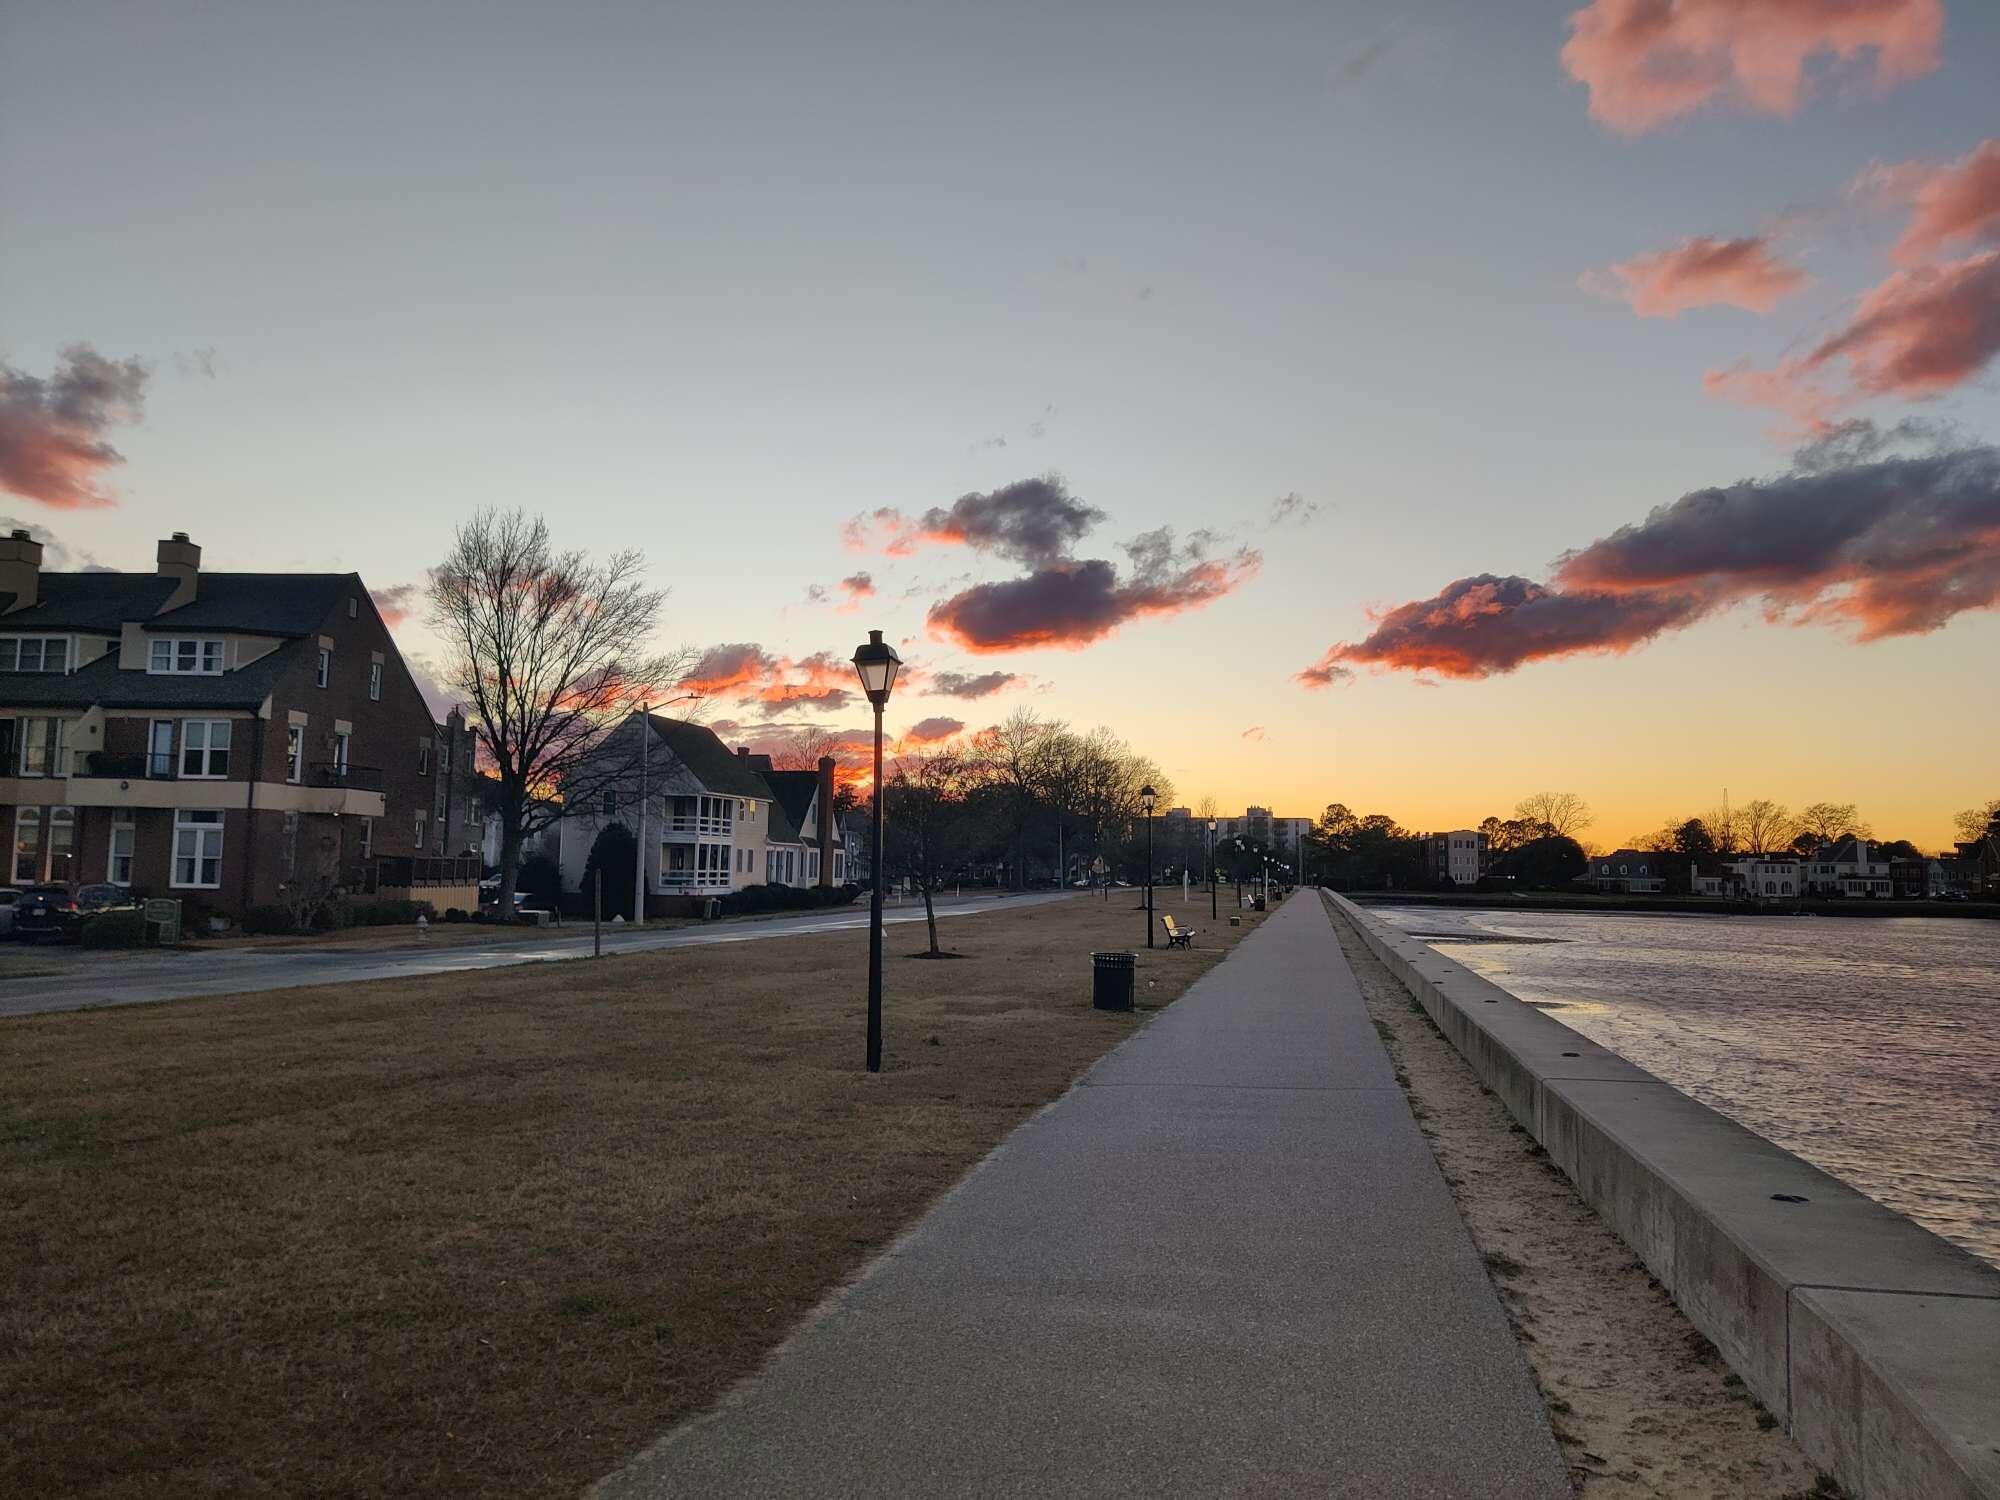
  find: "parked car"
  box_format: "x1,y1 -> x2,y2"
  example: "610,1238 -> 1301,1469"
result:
13,884 -> 83,942
0,887 -> 18,937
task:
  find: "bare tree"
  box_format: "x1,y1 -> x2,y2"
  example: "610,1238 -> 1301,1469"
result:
1737,798 -> 1796,855
772,725 -> 855,771
277,815 -> 346,933
1953,798 -> 2000,844
973,709 -> 1057,887
1513,791 -> 1593,842
428,509 -> 689,917
1796,801 -> 1869,848
884,748 -> 993,955
1702,803 -> 1742,854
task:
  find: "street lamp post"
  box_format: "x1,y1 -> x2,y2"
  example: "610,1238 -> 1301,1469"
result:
1207,819 -> 1217,920
851,629 -> 902,1074
1140,784 -> 1156,948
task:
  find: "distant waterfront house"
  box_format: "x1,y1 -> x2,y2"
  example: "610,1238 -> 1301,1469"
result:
1956,823 -> 2000,897
1584,849 -> 1665,894
1805,837 -> 1893,898
1690,856 -> 1803,899
1889,856 -> 1948,899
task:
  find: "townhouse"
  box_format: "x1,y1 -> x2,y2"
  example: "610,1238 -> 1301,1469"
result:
0,530 -> 444,917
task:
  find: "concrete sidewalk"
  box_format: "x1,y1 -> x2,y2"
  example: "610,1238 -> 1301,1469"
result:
596,893 -> 1570,1499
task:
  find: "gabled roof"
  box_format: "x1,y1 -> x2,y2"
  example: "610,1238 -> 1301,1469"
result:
1816,837 -> 1875,864
643,714 -> 776,800
762,769 -> 821,840
764,795 -> 802,847
0,638 -> 307,711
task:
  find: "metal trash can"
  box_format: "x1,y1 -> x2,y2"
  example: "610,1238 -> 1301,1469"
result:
704,897 -> 722,921
1252,895 -> 1266,911
1091,950 -> 1136,1011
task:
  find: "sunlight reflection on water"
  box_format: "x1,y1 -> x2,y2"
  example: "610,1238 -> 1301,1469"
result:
1374,905 -> 2000,1270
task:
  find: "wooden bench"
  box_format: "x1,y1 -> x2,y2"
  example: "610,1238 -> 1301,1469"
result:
1161,914 -> 1195,949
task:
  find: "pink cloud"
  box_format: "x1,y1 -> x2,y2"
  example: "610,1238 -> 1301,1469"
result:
1876,139 -> 2000,264
371,582 -> 420,627
0,345 -> 150,510
1240,726 -> 1266,742
1603,236 -> 1806,316
1709,249 -> 2000,422
1561,0 -> 1943,135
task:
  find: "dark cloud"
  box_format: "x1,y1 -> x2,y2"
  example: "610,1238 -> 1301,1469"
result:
903,716 -> 965,744
929,532 -> 1260,654
371,582 -> 421,627
0,344 -> 150,509
926,669 -> 1026,699
1299,440 -> 2000,684
844,476 -> 1106,566
1267,491 -> 1322,527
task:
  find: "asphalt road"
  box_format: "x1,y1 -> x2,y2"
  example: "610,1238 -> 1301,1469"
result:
596,893 -> 1571,1499
0,890 -> 1081,1019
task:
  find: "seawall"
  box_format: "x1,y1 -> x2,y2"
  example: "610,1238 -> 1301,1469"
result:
1326,891 -> 2000,1500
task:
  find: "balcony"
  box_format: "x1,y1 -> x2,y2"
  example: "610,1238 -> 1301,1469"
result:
76,751 -> 177,780
309,762 -> 387,793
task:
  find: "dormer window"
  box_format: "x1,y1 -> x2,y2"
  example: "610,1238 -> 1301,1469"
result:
0,637 -> 70,673
149,638 -> 224,675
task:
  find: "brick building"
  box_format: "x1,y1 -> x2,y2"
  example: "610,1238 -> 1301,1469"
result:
0,529 -> 451,918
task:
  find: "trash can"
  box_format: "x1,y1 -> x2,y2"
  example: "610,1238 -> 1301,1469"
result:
1252,894 -> 1266,912
1091,950 -> 1136,1011
703,897 -> 722,921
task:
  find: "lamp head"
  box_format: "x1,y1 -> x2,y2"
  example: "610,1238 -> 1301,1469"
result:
1139,783 -> 1157,816
851,629 -> 901,706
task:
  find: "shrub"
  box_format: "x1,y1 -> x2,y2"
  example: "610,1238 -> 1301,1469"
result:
580,824 -> 638,919
241,904 -> 298,936
79,909 -> 148,948
345,899 -> 436,927
517,854 -> 563,907
443,908 -> 468,923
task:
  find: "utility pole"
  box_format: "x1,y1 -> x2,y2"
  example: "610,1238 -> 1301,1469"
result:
631,704 -> 649,927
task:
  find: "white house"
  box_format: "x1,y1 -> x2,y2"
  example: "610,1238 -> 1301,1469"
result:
1584,849 -> 1665,894
1804,837 -> 1893,898
1692,856 -> 1806,899
743,753 -> 858,888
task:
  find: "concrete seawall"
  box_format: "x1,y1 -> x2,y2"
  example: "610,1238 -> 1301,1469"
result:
1326,892 -> 2000,1500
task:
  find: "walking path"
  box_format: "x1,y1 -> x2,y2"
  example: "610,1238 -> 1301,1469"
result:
596,892 -> 1570,1498
0,890 -> 1075,1018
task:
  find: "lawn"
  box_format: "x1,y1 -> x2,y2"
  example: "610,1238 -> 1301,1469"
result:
1,890 -> 1261,1498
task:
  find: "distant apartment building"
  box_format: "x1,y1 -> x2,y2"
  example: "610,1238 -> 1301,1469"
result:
0,530 -> 452,917
1211,807 -> 1314,856
1420,829 -> 1487,886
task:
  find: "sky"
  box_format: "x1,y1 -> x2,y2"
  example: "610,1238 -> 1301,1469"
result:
3,0 -> 1997,850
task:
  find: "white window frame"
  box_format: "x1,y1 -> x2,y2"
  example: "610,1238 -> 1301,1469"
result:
418,740 -> 429,776
287,725 -> 304,783
180,719 -> 232,779
358,817 -> 373,858
316,648 -> 330,688
414,812 -> 427,849
108,819 -> 135,885
172,810 -> 224,889
18,717 -> 53,777
148,638 -> 225,675
368,662 -> 382,701
0,636 -> 71,674
332,730 -> 350,774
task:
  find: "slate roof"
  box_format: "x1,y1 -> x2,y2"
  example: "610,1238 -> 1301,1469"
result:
142,573 -> 357,635
0,573 -> 178,632
0,638 -> 308,711
764,795 -> 802,847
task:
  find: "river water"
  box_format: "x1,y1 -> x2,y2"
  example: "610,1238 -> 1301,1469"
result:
1370,904 -> 2000,1271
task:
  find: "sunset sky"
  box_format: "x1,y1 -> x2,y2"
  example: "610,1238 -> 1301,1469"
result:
3,0 -> 1996,849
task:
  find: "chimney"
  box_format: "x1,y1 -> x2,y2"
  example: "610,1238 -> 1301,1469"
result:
736,745 -> 748,757
0,528 -> 43,611
816,755 -> 836,887
157,532 -> 201,610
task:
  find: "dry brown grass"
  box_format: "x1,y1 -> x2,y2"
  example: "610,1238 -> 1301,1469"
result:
0,893 -> 1261,1499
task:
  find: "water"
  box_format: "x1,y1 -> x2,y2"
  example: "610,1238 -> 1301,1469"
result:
1371,904 -> 2000,1270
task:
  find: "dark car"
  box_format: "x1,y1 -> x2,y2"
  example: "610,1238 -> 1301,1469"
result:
13,884 -> 82,942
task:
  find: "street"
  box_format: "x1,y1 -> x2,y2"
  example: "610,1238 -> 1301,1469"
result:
0,890 -> 1081,1019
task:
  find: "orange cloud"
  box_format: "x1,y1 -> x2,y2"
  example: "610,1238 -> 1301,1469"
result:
1241,726 -> 1266,742
0,345 -> 150,510
1603,236 -> 1806,316
682,643 -> 864,712
1300,439 -> 2000,682
1561,0 -> 1943,134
